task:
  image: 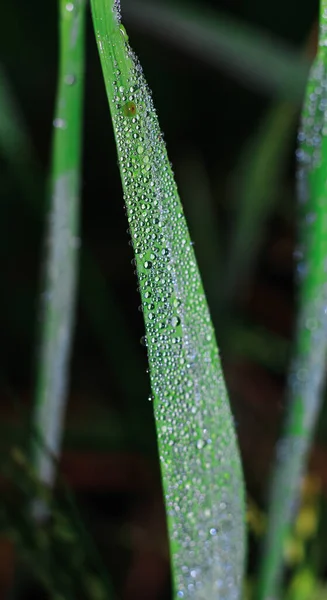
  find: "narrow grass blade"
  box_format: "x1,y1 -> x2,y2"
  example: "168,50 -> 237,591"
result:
256,4 -> 327,598
224,101 -> 298,306
176,151 -> 222,314
31,0 -> 86,493
0,66 -> 44,204
224,27 -> 316,309
123,0 -> 309,101
226,321 -> 289,374
79,250 -> 148,397
1,447 -> 114,599
90,1 -> 246,598
0,63 -> 146,412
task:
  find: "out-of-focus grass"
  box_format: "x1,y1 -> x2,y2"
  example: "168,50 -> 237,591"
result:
176,150 -> 221,311
124,0 -> 309,101
0,61 -> 146,411
0,65 -> 44,207
31,0 -> 87,492
224,101 -> 298,307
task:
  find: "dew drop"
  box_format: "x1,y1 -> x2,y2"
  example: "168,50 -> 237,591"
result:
119,24 -> 129,42
64,74 -> 76,85
171,315 -> 181,328
53,118 -> 67,130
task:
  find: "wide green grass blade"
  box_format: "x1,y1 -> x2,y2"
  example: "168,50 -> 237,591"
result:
90,1 -> 246,598
123,0 -> 309,101
31,0 -> 86,493
256,3 -> 327,598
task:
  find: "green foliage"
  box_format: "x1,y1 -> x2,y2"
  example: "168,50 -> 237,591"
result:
0,0 -> 326,599
90,1 -> 246,597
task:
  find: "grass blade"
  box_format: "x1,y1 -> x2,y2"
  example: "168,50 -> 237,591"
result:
31,0 -> 86,494
123,0 -> 309,101
0,62 -> 147,415
0,66 -> 44,204
256,4 -> 327,598
2,447 -> 114,599
224,100 -> 298,306
90,1 -> 246,598
176,151 -> 222,316
224,26 -> 316,309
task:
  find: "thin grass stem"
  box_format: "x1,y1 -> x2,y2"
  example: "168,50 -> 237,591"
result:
30,0 -> 86,497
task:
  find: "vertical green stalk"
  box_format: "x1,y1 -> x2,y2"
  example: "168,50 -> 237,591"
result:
31,0 -> 86,495
90,1 -> 245,598
257,4 -> 327,599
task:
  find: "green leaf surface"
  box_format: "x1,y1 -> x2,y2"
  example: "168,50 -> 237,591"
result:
90,1 -> 246,598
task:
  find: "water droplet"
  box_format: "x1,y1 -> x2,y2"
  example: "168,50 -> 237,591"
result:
171,316 -> 180,328
64,74 -> 76,85
53,118 -> 67,130
66,2 -> 74,11
119,24 -> 129,42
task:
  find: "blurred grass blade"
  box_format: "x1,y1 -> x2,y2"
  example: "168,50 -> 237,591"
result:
256,4 -> 327,599
0,62 -> 146,409
226,320 -> 289,373
31,0 -> 86,495
123,0 -> 309,101
224,101 -> 298,305
224,27 -> 316,309
176,150 -> 221,314
90,1 -> 246,598
1,447 -> 114,598
79,250 -> 148,396
0,65 -> 44,205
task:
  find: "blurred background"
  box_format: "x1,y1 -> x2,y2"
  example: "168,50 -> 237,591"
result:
0,0 -> 325,598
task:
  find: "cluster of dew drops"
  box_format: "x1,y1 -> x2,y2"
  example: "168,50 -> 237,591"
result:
105,22 -> 245,600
